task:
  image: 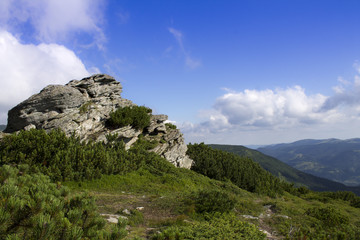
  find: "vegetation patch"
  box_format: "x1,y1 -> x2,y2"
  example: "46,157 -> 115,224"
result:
2,129 -> 360,239
151,213 -> 265,240
306,206 -> 349,227
193,189 -> 236,214
0,165 -> 127,240
187,143 -> 289,197
108,106 -> 152,130
0,129 -> 171,182
165,122 -> 177,130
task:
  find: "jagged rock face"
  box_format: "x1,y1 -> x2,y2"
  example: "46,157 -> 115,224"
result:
5,74 -> 193,169
5,74 -> 132,136
145,115 -> 193,169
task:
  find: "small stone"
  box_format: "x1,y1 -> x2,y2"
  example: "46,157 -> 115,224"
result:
241,215 -> 259,220
24,124 -> 36,131
122,209 -> 131,215
100,214 -> 127,224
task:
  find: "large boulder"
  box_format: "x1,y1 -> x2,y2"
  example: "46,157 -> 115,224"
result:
5,74 -> 193,169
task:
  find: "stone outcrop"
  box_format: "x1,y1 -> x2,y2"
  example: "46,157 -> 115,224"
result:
5,74 -> 193,169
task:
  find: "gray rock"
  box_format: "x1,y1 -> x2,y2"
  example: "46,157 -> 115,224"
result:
4,74 -> 193,169
122,209 -> 131,215
100,214 -> 127,223
147,115 -> 168,134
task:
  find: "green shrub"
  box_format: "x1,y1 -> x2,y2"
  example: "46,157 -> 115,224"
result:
0,128 -> 173,182
0,165 -> 126,239
187,143 -> 287,196
351,198 -> 360,208
128,209 -> 144,226
165,123 -> 177,130
132,135 -> 159,150
305,206 -> 349,227
194,189 -> 236,214
108,106 -> 152,130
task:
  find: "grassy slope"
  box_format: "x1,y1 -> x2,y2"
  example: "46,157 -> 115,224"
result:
209,144 -> 360,195
2,129 -> 360,238
64,168 -> 262,239
64,167 -> 360,239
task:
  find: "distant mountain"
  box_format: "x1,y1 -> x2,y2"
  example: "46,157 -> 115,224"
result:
0,125 -> 6,131
258,139 -> 360,186
209,144 -> 360,195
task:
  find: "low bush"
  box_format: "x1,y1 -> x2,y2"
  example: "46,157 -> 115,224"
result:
0,128 -> 173,182
165,123 -> 177,130
305,206 -> 349,227
128,209 -> 144,226
108,106 -> 152,130
193,189 -> 236,214
0,165 -> 127,239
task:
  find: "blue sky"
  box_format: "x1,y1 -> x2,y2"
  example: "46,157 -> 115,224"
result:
1,0 -> 360,145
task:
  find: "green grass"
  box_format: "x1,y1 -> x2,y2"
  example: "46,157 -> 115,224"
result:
64,167 -> 248,196
2,129 -> 360,239
63,166 -> 360,239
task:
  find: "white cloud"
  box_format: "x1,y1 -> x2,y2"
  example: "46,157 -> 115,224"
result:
0,0 -> 106,48
212,86 -> 330,128
182,76 -> 360,145
0,31 -> 91,123
321,74 -> 360,111
168,27 -> 201,69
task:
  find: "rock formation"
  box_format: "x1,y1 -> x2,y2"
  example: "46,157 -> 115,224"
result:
5,74 -> 193,169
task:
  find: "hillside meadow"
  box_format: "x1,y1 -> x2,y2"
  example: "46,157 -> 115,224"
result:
1,129 -> 360,239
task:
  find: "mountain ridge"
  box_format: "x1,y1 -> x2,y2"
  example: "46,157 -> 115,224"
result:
258,138 -> 360,186
209,144 -> 360,195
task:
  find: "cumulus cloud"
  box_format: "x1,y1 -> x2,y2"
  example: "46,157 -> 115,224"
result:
0,31 -> 92,123
0,0 -> 106,48
181,73 -> 360,144
211,86 -> 331,129
168,27 -> 201,69
322,75 -> 360,111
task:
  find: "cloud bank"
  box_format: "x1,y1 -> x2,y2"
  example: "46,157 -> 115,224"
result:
0,0 -> 105,48
182,72 -> 360,145
0,31 -> 92,123
0,1 -> 106,123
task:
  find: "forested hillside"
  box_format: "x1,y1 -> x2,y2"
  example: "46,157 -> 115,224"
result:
0,125 -> 6,131
210,144 -> 360,195
258,139 -> 360,186
1,130 -> 360,239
